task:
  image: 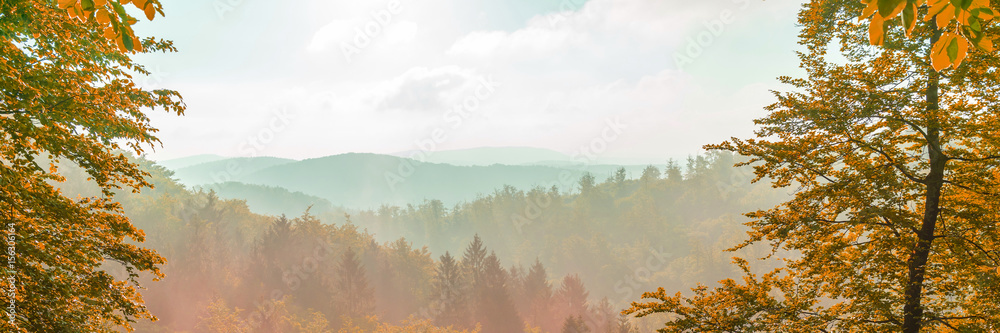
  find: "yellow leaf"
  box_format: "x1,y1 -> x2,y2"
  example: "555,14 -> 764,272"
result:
860,0 -> 878,20
956,7 -> 971,25
94,0 -> 106,6
869,14 -> 886,45
116,35 -> 127,53
103,26 -> 115,39
931,35 -> 953,71
96,8 -> 111,25
936,5 -> 956,28
925,0 -> 951,21
133,36 -> 143,52
977,37 -> 994,52
57,0 -> 76,9
144,5 -> 155,21
133,0 -> 147,10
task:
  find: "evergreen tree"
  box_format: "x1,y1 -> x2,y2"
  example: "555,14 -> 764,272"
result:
561,315 -> 590,333
250,216 -> 293,291
578,173 -> 596,194
333,247 -> 374,318
461,234 -> 488,286
589,297 -> 616,333
432,251 -> 471,329
610,167 -> 628,197
521,259 -> 554,332
613,313 -> 638,333
555,274 -> 591,323
475,252 -> 523,333
639,165 -> 661,186
664,159 -> 683,182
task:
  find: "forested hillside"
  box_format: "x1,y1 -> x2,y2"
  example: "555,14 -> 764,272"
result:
49,151 -> 787,332
165,153 -> 650,209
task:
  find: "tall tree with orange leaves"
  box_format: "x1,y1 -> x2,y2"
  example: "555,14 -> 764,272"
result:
626,0 -> 1000,332
0,0 -> 181,331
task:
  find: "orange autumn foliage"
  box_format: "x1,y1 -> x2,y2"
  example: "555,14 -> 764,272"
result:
627,0 -> 1000,332
0,0 -> 182,331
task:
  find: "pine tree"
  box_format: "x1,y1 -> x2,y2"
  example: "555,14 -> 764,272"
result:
561,315 -> 590,333
431,251 -> 471,329
555,274 -> 591,325
461,234 -> 488,286
639,166 -> 661,187
613,313 -> 638,333
250,216 -> 294,291
521,259 -> 554,332
333,247 -> 374,318
475,252 -> 523,333
589,297 -> 616,333
664,159 -> 683,183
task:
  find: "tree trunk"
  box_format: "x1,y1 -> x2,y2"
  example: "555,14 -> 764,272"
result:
900,25 -> 945,333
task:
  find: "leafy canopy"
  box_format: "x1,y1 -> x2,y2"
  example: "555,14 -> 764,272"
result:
627,0 -> 1000,332
0,0 -> 181,331
861,0 -> 996,70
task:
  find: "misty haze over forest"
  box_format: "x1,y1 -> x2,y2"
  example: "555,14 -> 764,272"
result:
5,0 -> 1000,332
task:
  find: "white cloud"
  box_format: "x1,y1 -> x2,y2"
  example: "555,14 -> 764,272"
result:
140,0 -> 808,161
384,20 -> 420,44
446,0 -> 707,59
306,19 -> 357,53
369,66 -> 477,112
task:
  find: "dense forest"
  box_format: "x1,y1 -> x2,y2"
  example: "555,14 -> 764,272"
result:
55,151 -> 785,332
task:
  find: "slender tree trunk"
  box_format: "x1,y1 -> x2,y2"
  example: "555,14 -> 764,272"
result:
901,25 -> 945,333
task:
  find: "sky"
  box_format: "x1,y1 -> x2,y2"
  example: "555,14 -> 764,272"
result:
134,0 -> 808,164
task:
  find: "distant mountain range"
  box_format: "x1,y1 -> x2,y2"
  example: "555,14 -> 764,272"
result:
156,148 -> 666,211
390,147 -> 575,166
154,154 -> 228,170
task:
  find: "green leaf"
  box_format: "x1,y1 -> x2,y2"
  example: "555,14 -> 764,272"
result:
122,33 -> 133,51
878,0 -> 904,17
81,0 -> 95,11
902,3 -> 915,33
111,1 -> 128,18
947,37 -> 959,61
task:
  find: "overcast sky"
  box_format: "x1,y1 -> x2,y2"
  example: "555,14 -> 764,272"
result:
134,0 -> 808,163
